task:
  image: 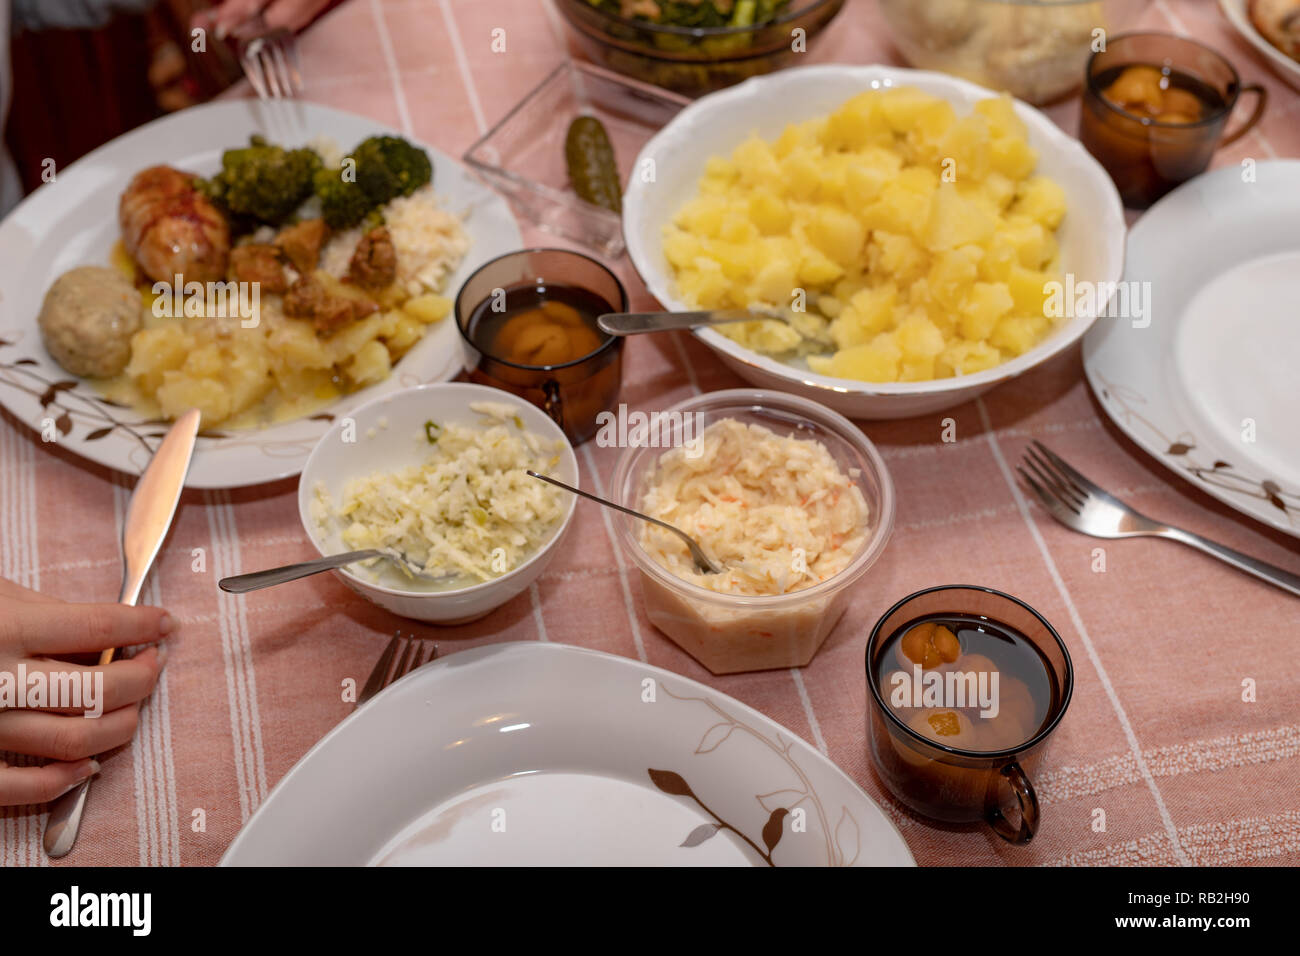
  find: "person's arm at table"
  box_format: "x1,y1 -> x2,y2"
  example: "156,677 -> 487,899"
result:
0,577 -> 173,807
198,0 -> 335,37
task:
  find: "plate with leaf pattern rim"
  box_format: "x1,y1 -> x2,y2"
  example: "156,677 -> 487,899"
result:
220,642 -> 915,866
1083,160 -> 1300,538
1218,0 -> 1300,92
0,99 -> 520,489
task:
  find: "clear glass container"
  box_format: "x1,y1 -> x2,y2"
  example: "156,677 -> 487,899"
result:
877,0 -> 1148,105
462,60 -> 689,258
611,389 -> 896,675
552,0 -> 847,98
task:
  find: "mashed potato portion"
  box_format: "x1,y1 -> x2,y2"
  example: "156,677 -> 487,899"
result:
638,419 -> 869,596
105,291 -> 451,429
102,186 -> 465,429
312,402 -> 567,586
663,87 -> 1068,383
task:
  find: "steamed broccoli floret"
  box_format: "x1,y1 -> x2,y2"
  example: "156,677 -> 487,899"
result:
313,166 -> 371,229
206,135 -> 321,224
311,134 -> 433,228
351,135 -> 433,203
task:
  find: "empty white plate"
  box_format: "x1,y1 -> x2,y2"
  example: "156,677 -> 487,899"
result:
221,642 -> 914,866
1083,160 -> 1300,537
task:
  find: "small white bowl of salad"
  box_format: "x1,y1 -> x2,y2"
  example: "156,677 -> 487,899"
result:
298,382 -> 579,624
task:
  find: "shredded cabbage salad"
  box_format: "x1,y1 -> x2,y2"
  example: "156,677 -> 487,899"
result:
312,402 -> 566,587
638,418 -> 869,596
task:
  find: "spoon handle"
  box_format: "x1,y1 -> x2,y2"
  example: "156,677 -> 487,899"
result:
218,549 -> 384,593
597,310 -> 765,336
526,471 -> 721,574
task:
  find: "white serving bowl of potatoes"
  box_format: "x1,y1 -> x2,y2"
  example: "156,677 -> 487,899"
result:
623,64 -> 1125,420
298,382 -> 579,625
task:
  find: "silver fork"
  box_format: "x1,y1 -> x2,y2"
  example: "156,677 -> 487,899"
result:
357,634 -> 439,707
237,15 -> 302,99
1018,440 -> 1300,598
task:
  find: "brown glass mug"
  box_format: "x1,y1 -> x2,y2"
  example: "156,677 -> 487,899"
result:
455,248 -> 626,444
1080,32 -> 1267,209
864,585 -> 1074,844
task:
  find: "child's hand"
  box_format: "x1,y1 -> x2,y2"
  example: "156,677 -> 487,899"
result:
0,578 -> 174,807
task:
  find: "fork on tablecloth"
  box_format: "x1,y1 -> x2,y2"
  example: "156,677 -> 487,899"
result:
357,634 -> 439,707
1017,440 -> 1300,598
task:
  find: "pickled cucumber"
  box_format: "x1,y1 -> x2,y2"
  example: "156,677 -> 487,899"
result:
565,116 -> 622,214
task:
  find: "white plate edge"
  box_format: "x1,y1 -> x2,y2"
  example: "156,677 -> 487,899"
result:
219,640 -> 916,867
1082,160 -> 1300,538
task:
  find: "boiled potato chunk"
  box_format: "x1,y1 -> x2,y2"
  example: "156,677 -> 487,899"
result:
820,91 -> 892,151
831,284 -> 896,348
734,135 -> 781,186
402,293 -> 452,324
808,206 -> 866,267
126,326 -> 190,393
748,190 -> 793,235
1011,176 -> 1068,231
749,258 -> 798,305
974,95 -> 1028,139
109,269 -> 442,428
990,135 -> 1038,180
156,374 -> 231,424
810,333 -> 902,382
958,282 -> 1015,341
346,340 -> 392,387
385,314 -> 425,353
268,319 -> 331,369
663,87 -> 1068,382
926,184 -> 996,251
991,315 -> 1050,357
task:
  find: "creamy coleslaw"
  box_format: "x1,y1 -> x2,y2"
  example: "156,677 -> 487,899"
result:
637,418 -> 869,596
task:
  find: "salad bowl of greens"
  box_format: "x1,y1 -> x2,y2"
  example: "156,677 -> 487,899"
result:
553,0 -> 846,96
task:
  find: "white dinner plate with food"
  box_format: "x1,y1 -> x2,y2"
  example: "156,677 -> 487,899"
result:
0,99 -> 520,489
220,642 -> 914,866
1083,160 -> 1300,538
623,64 -> 1125,420
1219,0 -> 1300,91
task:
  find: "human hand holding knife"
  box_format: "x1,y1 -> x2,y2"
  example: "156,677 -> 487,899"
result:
43,409 -> 201,858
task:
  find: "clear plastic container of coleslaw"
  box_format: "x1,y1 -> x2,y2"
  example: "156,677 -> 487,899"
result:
612,389 -> 895,674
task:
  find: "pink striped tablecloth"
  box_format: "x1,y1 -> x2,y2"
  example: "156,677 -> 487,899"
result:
2,0 -> 1298,867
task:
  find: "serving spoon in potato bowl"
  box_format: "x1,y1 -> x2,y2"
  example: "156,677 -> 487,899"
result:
597,306 -> 825,345
526,470 -> 722,575
218,548 -> 457,593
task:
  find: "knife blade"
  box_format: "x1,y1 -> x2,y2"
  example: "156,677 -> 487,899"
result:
43,408 -> 201,858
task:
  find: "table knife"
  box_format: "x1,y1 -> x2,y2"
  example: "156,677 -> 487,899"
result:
43,408 -> 201,858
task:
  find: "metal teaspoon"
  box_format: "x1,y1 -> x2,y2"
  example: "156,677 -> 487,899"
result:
526,470 -> 722,575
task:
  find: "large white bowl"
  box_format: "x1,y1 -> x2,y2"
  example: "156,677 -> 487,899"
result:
298,383 -> 578,624
622,64 -> 1126,420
